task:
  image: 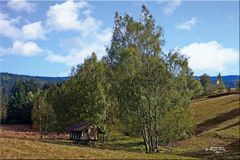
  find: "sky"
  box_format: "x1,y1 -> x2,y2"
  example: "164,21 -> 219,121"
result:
0,0 -> 239,77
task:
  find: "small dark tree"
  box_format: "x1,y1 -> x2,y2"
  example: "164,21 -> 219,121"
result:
0,88 -> 7,124
200,73 -> 213,95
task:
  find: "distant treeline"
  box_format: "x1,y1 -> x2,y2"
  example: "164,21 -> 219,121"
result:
0,74 -> 238,97
0,72 -> 68,95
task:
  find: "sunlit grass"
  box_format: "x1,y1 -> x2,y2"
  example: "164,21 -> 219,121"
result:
0,137 -> 192,159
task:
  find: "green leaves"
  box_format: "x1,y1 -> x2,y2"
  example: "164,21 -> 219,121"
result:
31,90 -> 55,134
200,73 -> 213,96
106,5 -> 195,151
48,53 -> 109,133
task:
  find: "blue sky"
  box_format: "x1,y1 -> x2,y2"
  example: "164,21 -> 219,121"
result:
0,0 -> 239,76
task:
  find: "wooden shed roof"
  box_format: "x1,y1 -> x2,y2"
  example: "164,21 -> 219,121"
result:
66,122 -> 104,134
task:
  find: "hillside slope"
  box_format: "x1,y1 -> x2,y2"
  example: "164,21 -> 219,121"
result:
175,93 -> 240,159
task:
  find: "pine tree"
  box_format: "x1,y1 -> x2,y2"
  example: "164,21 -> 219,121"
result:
0,88 -> 7,123
216,73 -> 225,92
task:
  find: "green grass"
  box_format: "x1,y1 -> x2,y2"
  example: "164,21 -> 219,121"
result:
98,132 -> 145,151
192,94 -> 239,140
0,94 -> 239,159
0,137 -> 193,159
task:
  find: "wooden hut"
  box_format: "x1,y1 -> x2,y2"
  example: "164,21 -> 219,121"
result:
66,122 -> 104,144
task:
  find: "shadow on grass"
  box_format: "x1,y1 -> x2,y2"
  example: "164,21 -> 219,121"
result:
207,92 -> 240,98
217,121 -> 240,131
225,139 -> 240,151
196,108 -> 240,134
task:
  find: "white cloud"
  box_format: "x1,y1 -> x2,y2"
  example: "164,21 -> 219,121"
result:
159,0 -> 181,16
46,29 -> 112,66
46,0 -> 101,35
22,21 -> 46,40
7,0 -> 36,13
181,41 -> 239,75
0,13 -> 21,39
10,41 -> 43,56
0,12 -> 46,40
176,17 -> 197,30
0,41 -> 43,57
45,0 -> 112,66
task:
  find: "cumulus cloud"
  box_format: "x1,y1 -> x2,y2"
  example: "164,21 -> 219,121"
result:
47,46 -> 100,66
46,0 -> 101,35
46,29 -> 112,66
10,41 -> 43,56
176,17 -> 197,30
7,0 -> 36,13
22,21 -> 46,40
0,40 -> 43,57
181,41 -> 239,75
45,1 -> 112,66
0,13 -> 21,39
0,12 -> 46,40
158,0 -> 181,16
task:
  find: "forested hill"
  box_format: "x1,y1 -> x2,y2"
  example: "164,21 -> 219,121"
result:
0,72 -> 239,95
0,72 -> 68,95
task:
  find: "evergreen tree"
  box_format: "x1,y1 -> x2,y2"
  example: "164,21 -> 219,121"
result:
7,80 -> 30,124
216,73 -> 225,92
6,80 -> 41,124
0,88 -> 7,123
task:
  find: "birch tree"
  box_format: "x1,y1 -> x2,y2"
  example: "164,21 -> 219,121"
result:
107,5 -> 195,152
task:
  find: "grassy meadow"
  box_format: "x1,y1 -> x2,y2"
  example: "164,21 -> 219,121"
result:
0,93 -> 239,159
